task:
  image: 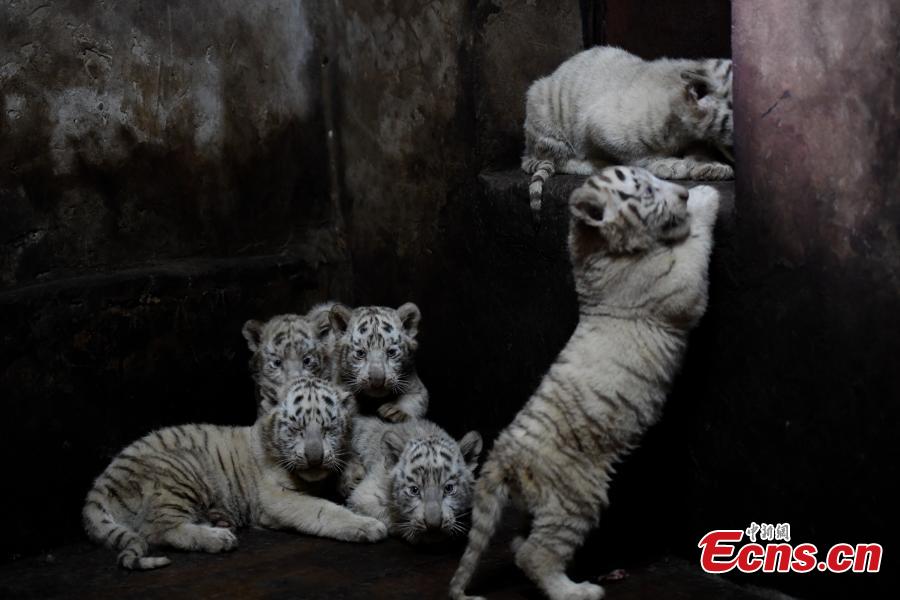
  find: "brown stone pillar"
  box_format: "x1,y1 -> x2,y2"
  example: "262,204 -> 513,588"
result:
696,2 -> 900,596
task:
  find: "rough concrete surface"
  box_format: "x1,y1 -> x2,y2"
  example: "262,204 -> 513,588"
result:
0,0 -> 334,288
0,526 -> 775,600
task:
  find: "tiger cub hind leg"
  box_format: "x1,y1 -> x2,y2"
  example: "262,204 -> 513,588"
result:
513,507 -> 604,600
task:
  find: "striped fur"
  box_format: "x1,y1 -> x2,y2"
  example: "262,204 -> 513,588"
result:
243,314 -> 333,416
449,167 -> 720,600
328,303 -> 429,422
341,417 -> 482,544
83,377 -> 387,570
522,46 -> 733,215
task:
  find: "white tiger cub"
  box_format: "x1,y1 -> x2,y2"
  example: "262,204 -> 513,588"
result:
450,167 -> 720,600
328,303 -> 429,423
83,377 -> 387,570
242,314 -> 333,416
523,46 -> 733,214
341,416 -> 482,544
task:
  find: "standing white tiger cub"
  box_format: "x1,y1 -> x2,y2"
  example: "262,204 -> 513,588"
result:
450,166 -> 720,600
523,46 -> 733,214
83,377 -> 386,570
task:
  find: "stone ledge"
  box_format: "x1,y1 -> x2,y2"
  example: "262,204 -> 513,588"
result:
478,169 -> 735,228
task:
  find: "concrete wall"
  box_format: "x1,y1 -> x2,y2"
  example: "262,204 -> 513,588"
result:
0,0 -> 352,559
604,0 -> 731,59
0,0 -> 337,287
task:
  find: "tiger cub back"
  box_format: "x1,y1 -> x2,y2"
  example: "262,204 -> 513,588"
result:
342,416 -> 482,544
523,45 -> 733,214
450,167 -> 720,600
83,377 -> 386,570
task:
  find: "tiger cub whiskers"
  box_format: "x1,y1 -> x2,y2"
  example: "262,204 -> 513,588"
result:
449,166 -> 720,600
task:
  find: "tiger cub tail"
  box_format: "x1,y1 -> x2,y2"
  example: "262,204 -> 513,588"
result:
522,157 -> 555,218
448,460 -> 510,600
83,486 -> 171,570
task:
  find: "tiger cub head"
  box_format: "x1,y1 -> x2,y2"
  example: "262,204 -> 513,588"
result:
382,427 -> 482,544
569,166 -> 691,259
261,377 -> 354,482
328,304 -> 421,398
680,59 -> 733,159
243,314 -> 331,414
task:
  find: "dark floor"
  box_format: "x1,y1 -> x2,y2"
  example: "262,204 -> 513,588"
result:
0,525 -> 785,600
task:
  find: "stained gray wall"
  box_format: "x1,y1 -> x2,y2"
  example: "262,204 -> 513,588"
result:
1,0 -> 339,286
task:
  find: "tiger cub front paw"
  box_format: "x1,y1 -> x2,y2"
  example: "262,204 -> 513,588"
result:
340,516 -> 388,542
339,461 -> 367,496
377,403 -> 410,423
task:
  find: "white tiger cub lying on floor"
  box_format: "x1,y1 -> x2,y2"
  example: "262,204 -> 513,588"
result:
450,167 -> 720,600
321,302 -> 429,423
243,313 -> 334,416
83,377 -> 387,570
523,46 -> 733,214
341,417 -> 482,544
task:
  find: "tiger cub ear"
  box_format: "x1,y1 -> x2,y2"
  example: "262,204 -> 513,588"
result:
396,302 -> 421,338
242,319 -> 264,352
458,431 -> 483,471
308,306 -> 333,340
381,431 -> 407,467
681,69 -> 713,103
569,183 -> 631,254
329,304 -> 353,335
569,184 -> 621,228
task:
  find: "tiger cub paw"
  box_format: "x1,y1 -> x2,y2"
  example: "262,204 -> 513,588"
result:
377,403 -> 410,423
198,526 -> 238,553
691,162 -> 733,180
342,516 -> 388,543
207,509 -> 234,530
687,185 -> 720,223
339,462 -> 367,496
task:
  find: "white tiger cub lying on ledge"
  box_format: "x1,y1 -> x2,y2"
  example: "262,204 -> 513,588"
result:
341,417 -> 482,544
523,46 -> 733,214
450,167 -> 719,600
83,377 -> 386,570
